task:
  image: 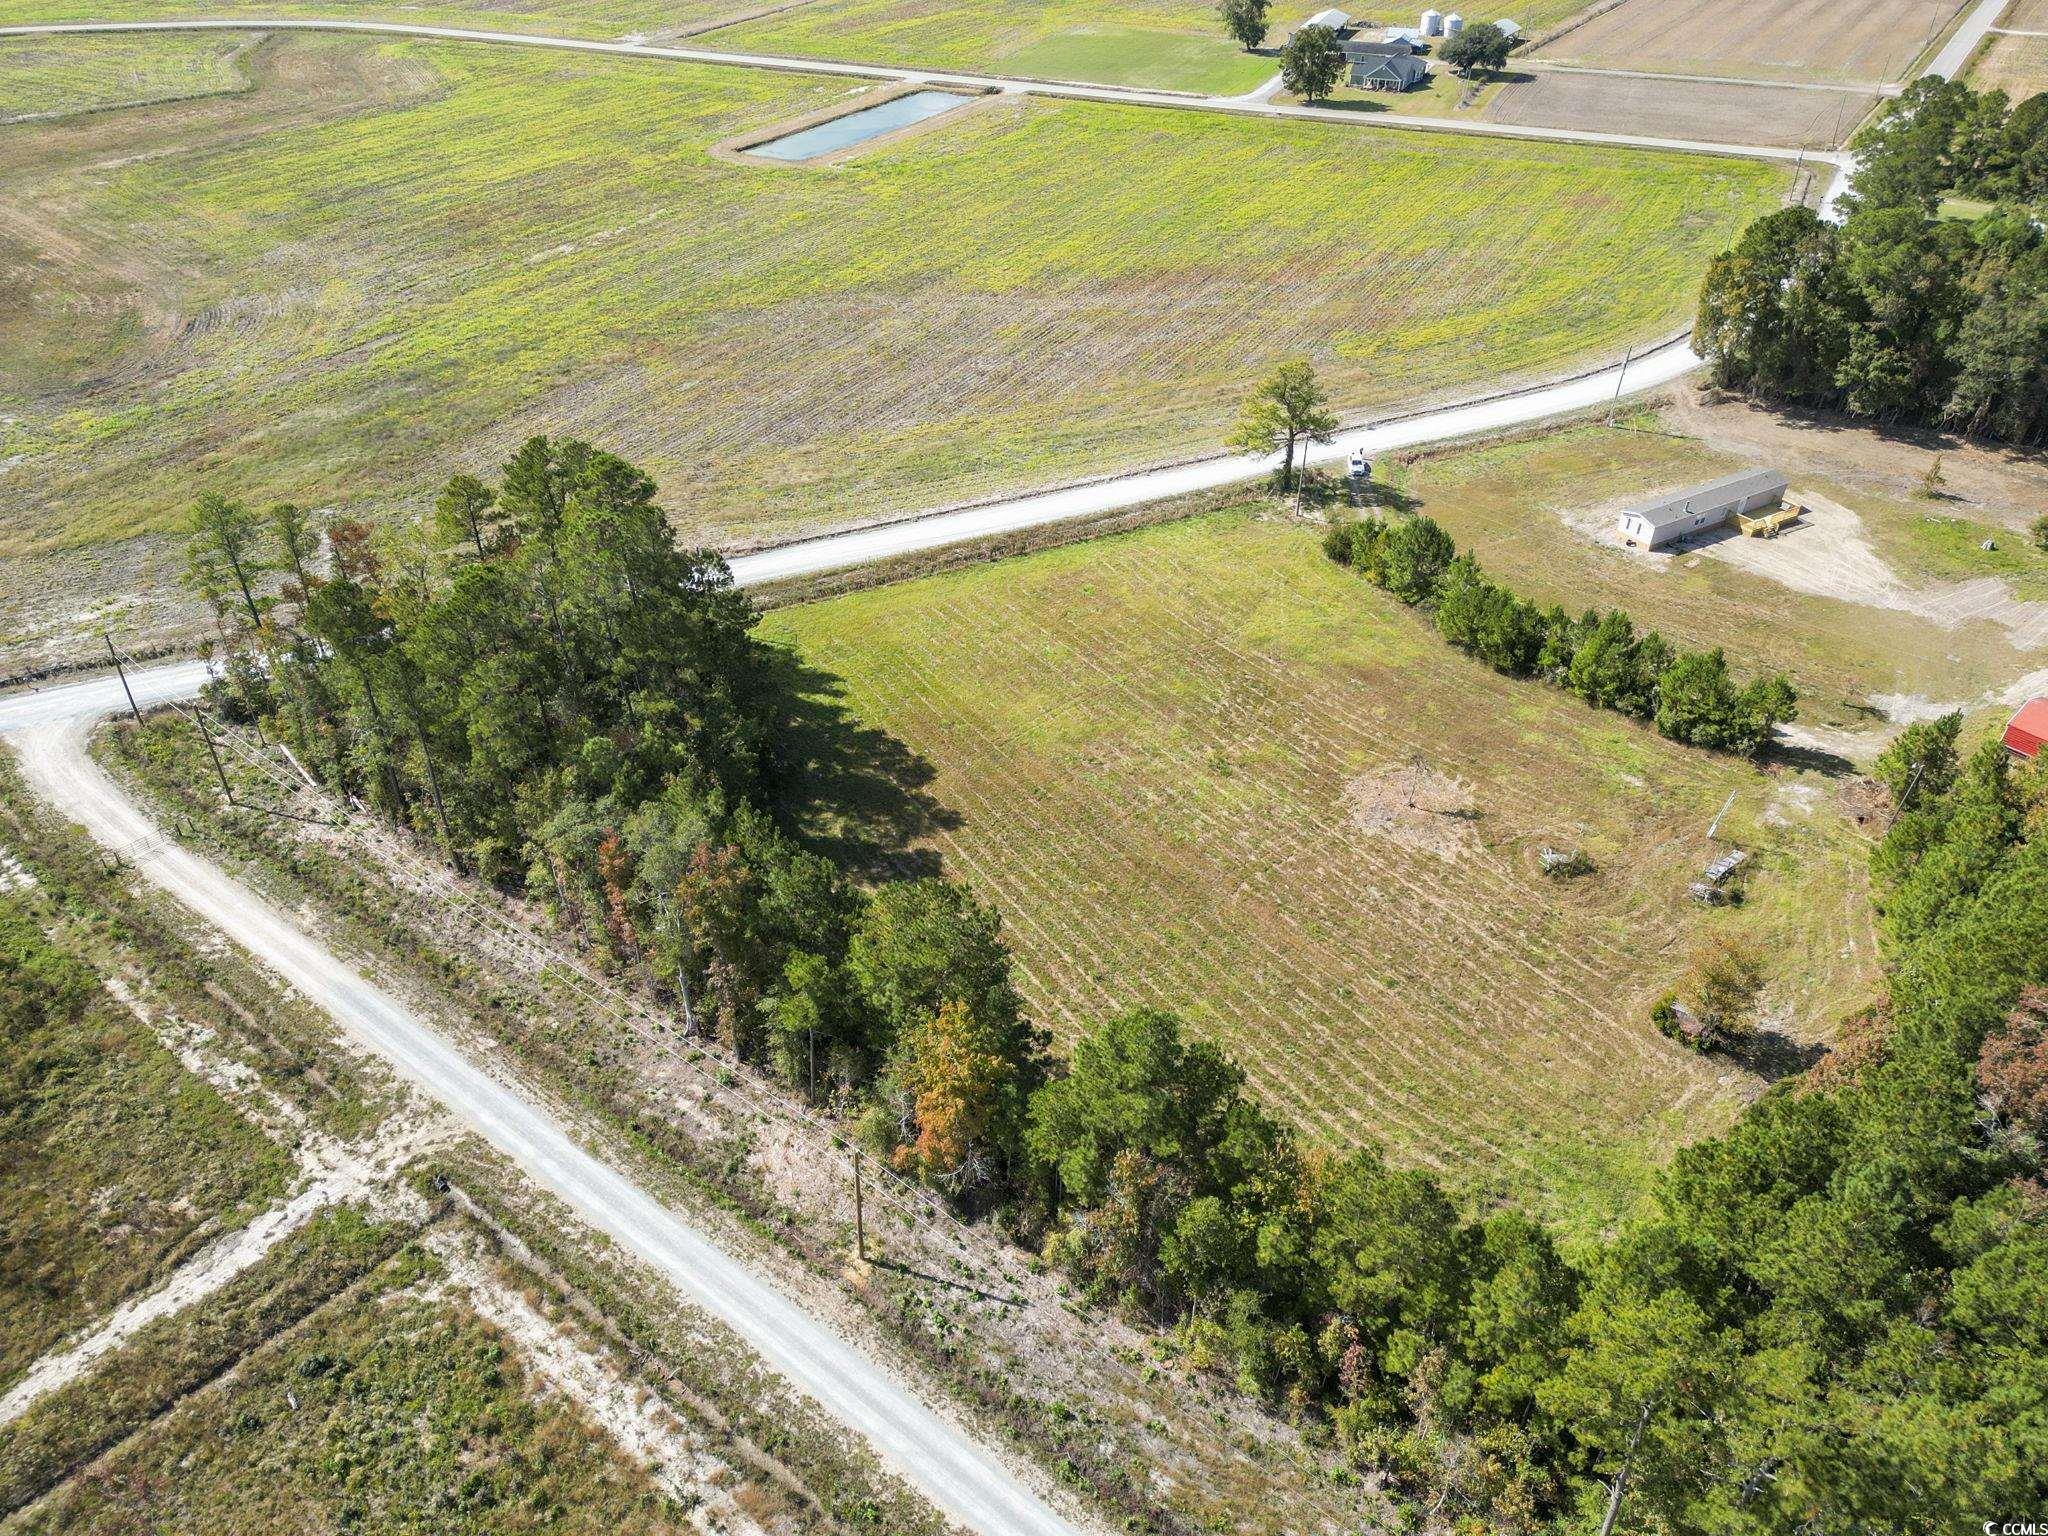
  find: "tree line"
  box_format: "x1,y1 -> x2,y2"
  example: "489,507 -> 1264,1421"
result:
182,442 -> 2044,1530
1324,513 -> 1799,754
186,439 -> 1046,1199
1696,77 -> 2048,444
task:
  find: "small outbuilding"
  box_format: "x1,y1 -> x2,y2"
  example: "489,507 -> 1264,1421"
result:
2005,698 -> 2048,761
1385,24 -> 1431,46
1616,469 -> 1789,551
1303,7 -> 1352,29
1351,50 -> 1429,88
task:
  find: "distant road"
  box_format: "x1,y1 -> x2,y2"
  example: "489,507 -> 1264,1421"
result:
0,16 -> 1835,164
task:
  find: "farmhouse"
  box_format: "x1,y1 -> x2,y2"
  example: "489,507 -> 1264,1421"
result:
1616,469 -> 1789,550
2006,698 -> 2048,761
1351,49 -> 1430,88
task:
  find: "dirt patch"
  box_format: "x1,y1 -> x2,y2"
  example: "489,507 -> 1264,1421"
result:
1532,0 -> 1966,82
1664,389 -> 2048,527
1487,70 -> 1877,148
1697,490 -> 2048,649
1969,30 -> 2048,99
425,1227 -> 772,1529
1345,761 -> 1481,860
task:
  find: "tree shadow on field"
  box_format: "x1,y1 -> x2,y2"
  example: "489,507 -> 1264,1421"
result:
1767,739 -> 1857,780
756,644 -> 960,881
1743,1026 -> 1829,1084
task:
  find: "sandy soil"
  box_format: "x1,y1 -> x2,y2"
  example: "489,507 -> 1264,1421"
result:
1696,492 -> 2048,649
1345,762 -> 1481,860
424,1227 -> 774,1533
1487,70 -> 1878,148
1665,388 -> 2048,531
0,1120 -> 438,1429
1535,0 -> 1967,82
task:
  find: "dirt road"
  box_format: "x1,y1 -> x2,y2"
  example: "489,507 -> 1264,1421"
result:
0,712 -> 1092,1536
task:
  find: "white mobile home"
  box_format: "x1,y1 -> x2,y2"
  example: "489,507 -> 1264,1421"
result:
1616,470 -> 1788,550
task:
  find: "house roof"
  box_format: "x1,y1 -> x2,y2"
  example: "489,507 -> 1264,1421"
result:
1343,36 -> 1415,55
1621,469 -> 1788,535
1385,25 -> 1430,44
1355,52 -> 1428,82
2006,698 -> 2048,759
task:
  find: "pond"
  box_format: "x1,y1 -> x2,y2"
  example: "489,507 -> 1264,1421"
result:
747,90 -> 974,162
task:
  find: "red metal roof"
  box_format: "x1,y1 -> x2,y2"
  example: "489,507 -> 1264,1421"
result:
2006,698 -> 2048,759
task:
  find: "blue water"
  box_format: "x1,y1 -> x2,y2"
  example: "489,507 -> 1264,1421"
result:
749,90 -> 971,161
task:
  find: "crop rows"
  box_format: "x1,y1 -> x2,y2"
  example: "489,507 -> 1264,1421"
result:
0,32 -> 251,121
0,34 -> 1785,557
766,512 -> 1870,1228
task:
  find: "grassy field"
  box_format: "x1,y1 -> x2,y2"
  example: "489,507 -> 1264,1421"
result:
763,508 -> 1879,1232
0,33 -> 1786,561
0,884 -> 292,1392
0,32 -> 254,120
1533,0 -> 1967,83
701,0 -> 1274,91
0,0 -> 750,36
1368,416 -> 2048,727
16,1259 -> 696,1534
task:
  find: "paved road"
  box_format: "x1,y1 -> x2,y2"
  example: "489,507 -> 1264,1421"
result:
1928,0 -> 2012,80
0,16 -> 1833,164
0,703 -> 1092,1536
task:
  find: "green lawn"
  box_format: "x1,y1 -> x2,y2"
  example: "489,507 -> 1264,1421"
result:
0,33 -> 1785,558
763,508 -> 1877,1234
0,32 -> 253,119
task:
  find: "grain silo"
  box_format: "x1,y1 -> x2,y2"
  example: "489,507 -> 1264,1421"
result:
1443,12 -> 1464,33
1420,8 -> 1444,34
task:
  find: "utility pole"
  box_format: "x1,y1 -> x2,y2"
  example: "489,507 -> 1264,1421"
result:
852,1148 -> 867,1262
1607,344 -> 1633,426
194,712 -> 234,804
103,632 -> 141,723
1597,1402 -> 1652,1536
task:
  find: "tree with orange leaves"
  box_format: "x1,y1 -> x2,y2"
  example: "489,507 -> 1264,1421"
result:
891,1000 -> 1015,1191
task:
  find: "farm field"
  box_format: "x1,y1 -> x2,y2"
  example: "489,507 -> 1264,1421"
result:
1532,0 -> 1968,84
1968,31 -> 2048,100
762,510 -> 1879,1232
1369,410 -> 2048,737
696,0 -> 1275,92
2000,0 -> 2048,26
0,33 -> 1788,563
0,0 -> 750,38
1487,70 -> 1879,149
0,32 -> 253,120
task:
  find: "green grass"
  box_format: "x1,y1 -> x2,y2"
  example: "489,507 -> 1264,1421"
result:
1370,419 -> 2048,728
0,34 -> 1786,558
16,1244 -> 697,1534
700,0 -> 1274,92
762,508 -> 1878,1234
0,889 -> 293,1392
0,0 -> 746,36
0,32 -> 253,119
